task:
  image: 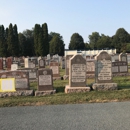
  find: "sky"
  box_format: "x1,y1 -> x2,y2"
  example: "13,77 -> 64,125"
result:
1,0 -> 130,49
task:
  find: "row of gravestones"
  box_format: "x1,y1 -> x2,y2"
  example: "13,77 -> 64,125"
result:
0,51 -> 119,97
64,52 -> 128,79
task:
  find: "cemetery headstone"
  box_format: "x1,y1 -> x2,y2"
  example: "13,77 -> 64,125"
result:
18,68 -> 38,80
65,55 -> 73,75
119,53 -> 127,62
0,71 -> 29,90
0,58 -> 3,70
86,60 -> 95,78
112,61 -> 128,74
50,62 -> 60,79
11,64 -> 18,71
24,58 -> 29,68
35,68 -> 56,96
7,57 -> 13,70
65,54 -> 90,93
39,59 -> 45,68
92,51 -> 118,91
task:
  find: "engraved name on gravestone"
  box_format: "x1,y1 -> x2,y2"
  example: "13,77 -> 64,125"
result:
0,71 -> 29,90
95,51 -> 112,83
38,68 -> 53,91
69,55 -> 86,87
65,55 -> 73,75
119,53 -> 127,62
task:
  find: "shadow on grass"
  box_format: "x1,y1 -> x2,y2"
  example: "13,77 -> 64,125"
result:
118,84 -> 130,90
54,86 -> 65,93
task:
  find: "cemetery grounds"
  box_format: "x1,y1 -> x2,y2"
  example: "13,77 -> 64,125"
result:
0,66 -> 130,107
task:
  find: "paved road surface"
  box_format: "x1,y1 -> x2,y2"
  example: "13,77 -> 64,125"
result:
0,102 -> 130,130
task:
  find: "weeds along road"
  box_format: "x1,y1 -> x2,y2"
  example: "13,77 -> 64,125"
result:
0,102 -> 130,130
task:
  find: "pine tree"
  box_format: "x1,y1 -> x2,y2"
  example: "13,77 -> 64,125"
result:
13,24 -> 19,56
34,24 -> 40,56
38,27 -> 44,56
0,25 -> 7,57
42,23 -> 49,55
7,23 -> 14,56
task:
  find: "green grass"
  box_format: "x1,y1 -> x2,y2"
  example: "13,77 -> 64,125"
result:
0,68 -> 130,107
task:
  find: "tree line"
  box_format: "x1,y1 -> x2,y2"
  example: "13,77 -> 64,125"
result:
0,23 -> 130,57
69,28 -> 130,53
0,23 -> 65,57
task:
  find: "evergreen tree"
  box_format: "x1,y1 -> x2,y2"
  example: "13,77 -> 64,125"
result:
49,35 -> 64,56
42,23 -> 49,55
34,24 -> 40,56
7,23 -> 14,56
38,27 -> 44,56
13,24 -> 19,56
69,33 -> 85,50
0,25 -> 7,57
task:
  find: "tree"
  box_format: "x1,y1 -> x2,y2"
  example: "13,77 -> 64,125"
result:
18,33 -> 27,56
22,29 -> 34,56
34,24 -> 41,56
42,23 -> 49,55
84,42 -> 91,50
88,32 -> 101,49
38,27 -> 44,56
96,34 -> 111,49
7,23 -> 14,56
0,25 -> 7,57
111,28 -> 130,53
69,33 -> 85,50
13,24 -> 19,56
50,32 -> 65,56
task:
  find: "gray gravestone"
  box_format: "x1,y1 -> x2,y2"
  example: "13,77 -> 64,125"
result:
86,60 -> 95,78
119,53 -> 127,62
50,62 -> 60,79
65,55 -> 73,75
92,51 -> 117,91
65,54 -> 90,93
112,61 -> 128,74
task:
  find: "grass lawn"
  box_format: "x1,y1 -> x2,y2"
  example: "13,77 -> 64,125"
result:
0,68 -> 130,107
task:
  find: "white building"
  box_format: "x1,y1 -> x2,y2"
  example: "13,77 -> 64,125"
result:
65,49 -> 116,57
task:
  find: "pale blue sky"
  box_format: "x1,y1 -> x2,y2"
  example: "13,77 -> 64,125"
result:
0,0 -> 130,49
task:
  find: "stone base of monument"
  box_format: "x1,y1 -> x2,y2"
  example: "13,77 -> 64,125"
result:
35,90 -> 56,96
53,77 -> 61,80
92,83 -> 118,91
0,90 -> 34,98
65,85 -> 90,93
63,75 -> 69,80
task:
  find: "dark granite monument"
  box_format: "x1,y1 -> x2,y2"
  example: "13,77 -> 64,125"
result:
35,68 -> 56,96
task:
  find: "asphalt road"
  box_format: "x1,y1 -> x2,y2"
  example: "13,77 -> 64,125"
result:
0,102 -> 130,130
